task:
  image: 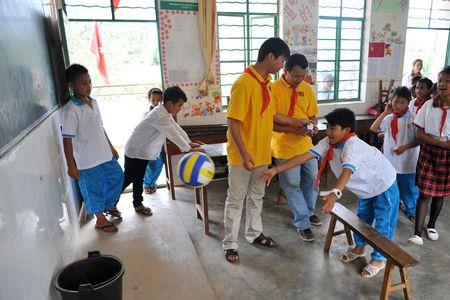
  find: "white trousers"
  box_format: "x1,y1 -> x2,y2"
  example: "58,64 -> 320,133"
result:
222,165 -> 267,250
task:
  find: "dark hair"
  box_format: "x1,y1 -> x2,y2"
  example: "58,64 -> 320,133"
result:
148,87 -> 163,98
163,86 -> 187,104
257,37 -> 290,63
411,75 -> 422,86
285,53 -> 308,71
65,64 -> 88,83
412,59 -> 422,66
416,77 -> 433,90
325,108 -> 356,133
431,82 -> 438,94
391,86 -> 411,102
438,65 -> 450,77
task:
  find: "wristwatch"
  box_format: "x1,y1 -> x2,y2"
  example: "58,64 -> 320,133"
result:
331,188 -> 342,199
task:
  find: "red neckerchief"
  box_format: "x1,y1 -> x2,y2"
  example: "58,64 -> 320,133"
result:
390,107 -> 409,143
432,95 -> 448,137
414,96 -> 429,113
282,75 -> 297,117
314,132 -> 356,188
245,67 -> 270,115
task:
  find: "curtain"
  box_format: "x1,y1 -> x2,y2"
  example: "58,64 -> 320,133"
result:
198,0 -> 217,95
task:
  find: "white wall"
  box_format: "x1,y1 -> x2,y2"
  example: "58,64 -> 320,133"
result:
0,112 -> 80,300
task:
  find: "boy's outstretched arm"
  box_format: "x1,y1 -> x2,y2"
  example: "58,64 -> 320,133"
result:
259,152 -> 315,184
63,138 -> 80,179
322,168 -> 352,213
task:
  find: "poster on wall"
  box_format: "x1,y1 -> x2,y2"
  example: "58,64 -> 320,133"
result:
159,0 -> 226,125
368,0 -> 408,80
282,0 -> 319,85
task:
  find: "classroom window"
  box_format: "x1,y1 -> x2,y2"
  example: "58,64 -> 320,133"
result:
403,0 -> 450,82
217,0 -> 279,106
316,0 -> 365,102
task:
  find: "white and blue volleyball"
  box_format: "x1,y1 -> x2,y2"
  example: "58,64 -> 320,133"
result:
177,152 -> 215,187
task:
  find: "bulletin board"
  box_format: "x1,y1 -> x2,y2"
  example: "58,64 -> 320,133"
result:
159,0 -> 225,125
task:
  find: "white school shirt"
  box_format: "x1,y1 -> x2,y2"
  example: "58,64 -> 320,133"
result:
61,96 -> 112,170
379,111 -> 419,174
414,99 -> 450,141
309,136 -> 396,199
125,103 -> 191,160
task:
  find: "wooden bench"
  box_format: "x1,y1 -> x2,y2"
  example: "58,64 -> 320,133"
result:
324,202 -> 419,300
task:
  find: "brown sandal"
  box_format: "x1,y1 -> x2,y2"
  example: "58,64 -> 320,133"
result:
105,207 -> 122,218
252,233 -> 276,247
144,187 -> 157,194
224,249 -> 239,263
95,222 -> 118,233
135,205 -> 153,216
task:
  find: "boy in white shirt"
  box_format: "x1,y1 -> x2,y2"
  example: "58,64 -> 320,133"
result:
62,64 -> 124,233
370,86 -> 420,221
116,86 -> 202,216
259,108 -> 399,278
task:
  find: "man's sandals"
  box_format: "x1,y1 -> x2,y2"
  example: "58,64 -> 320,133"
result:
225,249 -> 240,263
144,187 -> 157,194
252,233 -> 276,247
135,204 -> 153,216
95,222 -> 118,233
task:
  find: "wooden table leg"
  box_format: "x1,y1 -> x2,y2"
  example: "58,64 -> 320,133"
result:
380,259 -> 395,300
163,144 -> 176,200
324,215 -> 337,253
344,225 -> 354,246
202,187 -> 209,235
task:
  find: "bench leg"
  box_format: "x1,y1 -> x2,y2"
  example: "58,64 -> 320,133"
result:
380,259 -> 395,300
324,215 -> 337,253
399,267 -> 412,300
344,225 -> 354,246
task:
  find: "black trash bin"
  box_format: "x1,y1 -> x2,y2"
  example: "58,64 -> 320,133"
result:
54,251 -> 125,300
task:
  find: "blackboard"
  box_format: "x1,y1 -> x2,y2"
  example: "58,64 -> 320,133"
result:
0,0 -> 68,156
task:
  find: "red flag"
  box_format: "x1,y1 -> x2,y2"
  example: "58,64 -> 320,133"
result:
113,0 -> 120,11
91,22 -> 110,85
368,42 -> 385,58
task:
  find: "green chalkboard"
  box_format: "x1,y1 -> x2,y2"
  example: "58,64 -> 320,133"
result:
0,0 -> 68,156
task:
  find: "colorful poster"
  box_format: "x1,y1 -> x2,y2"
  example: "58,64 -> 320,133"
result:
372,0 -> 408,14
159,7 -> 225,125
282,0 -> 319,85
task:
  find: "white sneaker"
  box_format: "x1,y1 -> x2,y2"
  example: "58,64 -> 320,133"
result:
427,228 -> 439,241
407,235 -> 423,245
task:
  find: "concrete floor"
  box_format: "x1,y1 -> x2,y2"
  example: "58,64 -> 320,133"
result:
76,179 -> 450,300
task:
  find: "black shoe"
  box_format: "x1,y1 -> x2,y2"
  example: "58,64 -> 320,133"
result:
297,228 -> 315,242
309,215 -> 322,226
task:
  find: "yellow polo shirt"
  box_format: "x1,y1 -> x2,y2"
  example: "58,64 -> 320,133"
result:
226,65 -> 276,167
271,76 -> 318,159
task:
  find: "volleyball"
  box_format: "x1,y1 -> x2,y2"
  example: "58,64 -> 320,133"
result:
177,152 -> 215,187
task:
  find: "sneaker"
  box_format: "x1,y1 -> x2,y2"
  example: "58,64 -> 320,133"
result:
309,215 -> 322,226
407,235 -> 423,245
426,228 -> 439,241
297,228 -> 315,242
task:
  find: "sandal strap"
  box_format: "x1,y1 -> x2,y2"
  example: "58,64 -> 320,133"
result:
253,233 -> 276,247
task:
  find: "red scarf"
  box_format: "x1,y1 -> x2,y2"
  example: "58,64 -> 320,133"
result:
314,132 -> 356,188
433,95 -> 449,136
282,75 -> 297,117
414,96 -> 429,113
245,67 -> 270,115
390,108 -> 408,143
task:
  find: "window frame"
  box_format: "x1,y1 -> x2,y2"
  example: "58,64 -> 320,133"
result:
317,0 -> 365,103
217,1 -> 279,106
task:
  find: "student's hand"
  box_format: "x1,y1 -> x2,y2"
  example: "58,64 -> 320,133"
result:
67,164 -> 80,179
189,147 -> 205,153
293,125 -> 308,136
189,142 -> 202,148
259,168 -> 277,185
394,145 -> 407,155
111,148 -> 119,160
322,193 -> 337,214
384,104 -> 393,114
306,125 -> 319,137
241,152 -> 255,171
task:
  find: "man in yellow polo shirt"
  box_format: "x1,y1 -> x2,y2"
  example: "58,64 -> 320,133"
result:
272,54 -> 320,242
223,38 -> 309,263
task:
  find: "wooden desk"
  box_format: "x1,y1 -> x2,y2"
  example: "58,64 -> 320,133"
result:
193,143 -> 227,235
163,125 -> 227,200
